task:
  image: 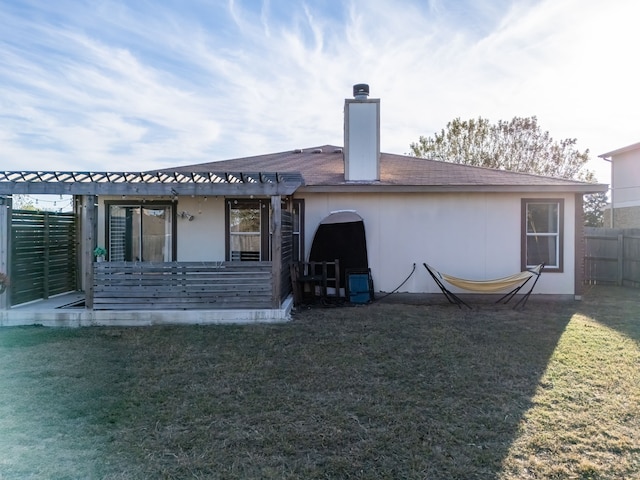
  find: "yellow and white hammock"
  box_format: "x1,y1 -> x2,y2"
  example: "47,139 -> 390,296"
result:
423,263 -> 544,309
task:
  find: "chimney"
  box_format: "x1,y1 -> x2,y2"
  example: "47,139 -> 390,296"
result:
344,83 -> 380,182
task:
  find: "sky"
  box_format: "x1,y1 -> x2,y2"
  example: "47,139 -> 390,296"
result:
2,0 -> 639,184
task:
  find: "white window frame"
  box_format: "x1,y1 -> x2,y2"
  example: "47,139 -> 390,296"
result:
522,199 -> 564,272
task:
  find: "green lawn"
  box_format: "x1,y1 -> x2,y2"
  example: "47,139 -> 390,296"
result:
0,286 -> 638,479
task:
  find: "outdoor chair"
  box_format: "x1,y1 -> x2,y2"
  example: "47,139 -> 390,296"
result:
290,259 -> 341,306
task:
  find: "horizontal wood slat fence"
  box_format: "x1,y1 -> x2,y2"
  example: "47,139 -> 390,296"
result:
584,227 -> 640,287
93,261 -> 273,310
11,210 -> 77,306
280,210 -> 294,301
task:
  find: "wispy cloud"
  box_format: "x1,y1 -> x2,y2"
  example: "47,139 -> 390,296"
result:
0,0 -> 638,181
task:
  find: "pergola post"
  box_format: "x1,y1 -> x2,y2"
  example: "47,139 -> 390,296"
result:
0,171 -> 303,312
271,195 -> 282,308
0,196 -> 11,310
81,195 -> 97,309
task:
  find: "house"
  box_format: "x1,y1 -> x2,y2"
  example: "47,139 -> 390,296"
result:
599,142 -> 640,228
0,84 -> 608,326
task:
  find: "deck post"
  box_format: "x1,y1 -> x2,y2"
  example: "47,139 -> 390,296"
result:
271,195 -> 282,308
0,196 -> 10,310
81,195 -> 97,309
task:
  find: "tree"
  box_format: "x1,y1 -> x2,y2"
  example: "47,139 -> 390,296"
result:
583,192 -> 608,227
410,116 -> 603,225
409,116 -> 594,182
12,194 -> 38,210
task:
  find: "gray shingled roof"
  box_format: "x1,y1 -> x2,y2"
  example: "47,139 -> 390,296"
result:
169,144 -> 608,194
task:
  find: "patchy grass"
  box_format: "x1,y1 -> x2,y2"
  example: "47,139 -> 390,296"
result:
500,287 -> 640,479
0,286 -> 638,479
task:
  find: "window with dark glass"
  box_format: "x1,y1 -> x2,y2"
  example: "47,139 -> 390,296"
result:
225,198 -> 305,262
106,202 -> 175,261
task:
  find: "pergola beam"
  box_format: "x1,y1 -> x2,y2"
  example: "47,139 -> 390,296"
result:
0,171 -> 304,196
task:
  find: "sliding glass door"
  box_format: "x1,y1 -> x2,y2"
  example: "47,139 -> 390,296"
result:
106,202 -> 175,261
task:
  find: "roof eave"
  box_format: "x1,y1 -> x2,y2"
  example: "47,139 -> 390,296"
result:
599,141 -> 640,159
298,183 -> 609,194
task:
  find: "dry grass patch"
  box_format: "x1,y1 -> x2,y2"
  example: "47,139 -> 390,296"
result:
0,286 -> 638,479
500,287 -> 640,479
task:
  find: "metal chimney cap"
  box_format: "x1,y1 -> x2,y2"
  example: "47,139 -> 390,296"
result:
353,83 -> 369,99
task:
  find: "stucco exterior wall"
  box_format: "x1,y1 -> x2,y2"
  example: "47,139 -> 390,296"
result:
612,150 -> 640,207
300,191 -> 577,295
95,191 -> 579,296
97,196 -> 227,262
607,206 -> 640,229
175,197 -> 226,261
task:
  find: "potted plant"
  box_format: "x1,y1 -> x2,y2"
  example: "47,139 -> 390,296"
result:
93,246 -> 107,262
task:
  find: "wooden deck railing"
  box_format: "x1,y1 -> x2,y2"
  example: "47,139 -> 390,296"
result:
93,261 -> 273,310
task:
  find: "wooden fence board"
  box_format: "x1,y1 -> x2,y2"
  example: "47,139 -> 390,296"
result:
10,210 -> 77,305
93,261 -> 274,309
93,285 -> 272,295
584,227 -> 640,287
280,210 -> 293,301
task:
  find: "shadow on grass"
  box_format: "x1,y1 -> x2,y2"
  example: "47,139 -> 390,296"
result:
0,300 -> 580,479
0,324 -> 76,348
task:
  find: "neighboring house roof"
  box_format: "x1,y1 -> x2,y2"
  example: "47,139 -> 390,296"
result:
599,141 -> 640,159
170,144 -> 608,194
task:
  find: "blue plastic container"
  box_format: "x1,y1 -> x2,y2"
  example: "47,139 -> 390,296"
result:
348,273 -> 372,304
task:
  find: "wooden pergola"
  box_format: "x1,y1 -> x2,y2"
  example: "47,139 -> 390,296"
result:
0,170 -> 304,311
0,170 -> 303,196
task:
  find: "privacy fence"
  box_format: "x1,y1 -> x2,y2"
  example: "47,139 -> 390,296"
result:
11,209 -> 78,305
584,227 -> 640,287
280,210 -> 294,301
92,261 -> 274,310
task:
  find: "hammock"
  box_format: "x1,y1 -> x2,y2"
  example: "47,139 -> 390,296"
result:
423,263 -> 544,309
